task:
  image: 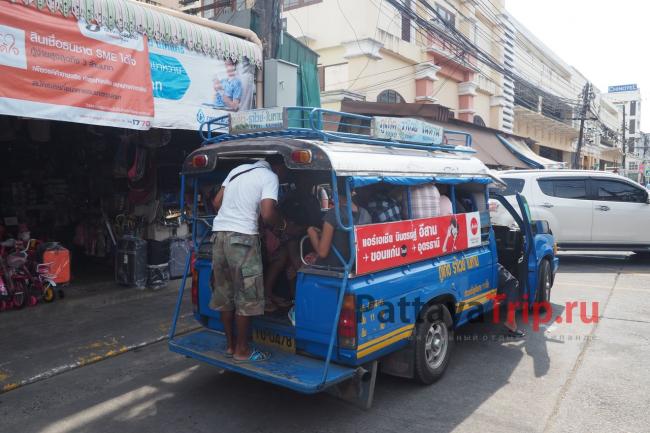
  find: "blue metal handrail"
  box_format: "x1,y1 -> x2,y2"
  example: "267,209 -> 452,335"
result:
318,171 -> 356,388
199,106 -> 475,154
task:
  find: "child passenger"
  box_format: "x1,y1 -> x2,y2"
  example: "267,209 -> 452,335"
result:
307,181 -> 371,268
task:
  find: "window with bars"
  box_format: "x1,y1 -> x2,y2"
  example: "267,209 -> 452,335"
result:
377,89 -> 405,104
401,0 -> 412,42
432,3 -> 455,29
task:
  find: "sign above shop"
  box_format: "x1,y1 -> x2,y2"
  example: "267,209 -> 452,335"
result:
608,84 -> 638,93
149,40 -> 257,130
0,2 -> 154,129
229,107 -> 286,134
370,116 -> 444,145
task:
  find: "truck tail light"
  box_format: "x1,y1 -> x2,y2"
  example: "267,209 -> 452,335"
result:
291,150 -> 312,164
192,154 -> 208,168
338,294 -> 356,348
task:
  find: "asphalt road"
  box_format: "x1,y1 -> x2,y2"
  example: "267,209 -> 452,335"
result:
1,252 -> 649,433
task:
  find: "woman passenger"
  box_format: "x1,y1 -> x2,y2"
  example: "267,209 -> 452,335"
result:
307,180 -> 371,267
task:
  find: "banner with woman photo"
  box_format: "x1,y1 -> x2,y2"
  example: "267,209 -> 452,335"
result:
148,40 -> 256,130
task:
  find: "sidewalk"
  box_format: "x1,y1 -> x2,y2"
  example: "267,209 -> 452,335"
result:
0,277 -> 196,394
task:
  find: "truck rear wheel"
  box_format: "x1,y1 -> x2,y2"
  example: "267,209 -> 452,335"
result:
413,304 -> 453,385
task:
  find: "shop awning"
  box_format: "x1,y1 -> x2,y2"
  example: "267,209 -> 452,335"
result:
496,135 -> 566,169
339,101 -> 535,169
11,0 -> 262,66
457,125 -> 530,169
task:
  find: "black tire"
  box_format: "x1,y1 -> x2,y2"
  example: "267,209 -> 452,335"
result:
633,251 -> 650,261
413,304 -> 454,385
536,259 -> 552,312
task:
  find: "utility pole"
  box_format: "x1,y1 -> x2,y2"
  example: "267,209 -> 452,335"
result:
621,104 -> 627,173
253,0 -> 282,60
574,82 -> 591,169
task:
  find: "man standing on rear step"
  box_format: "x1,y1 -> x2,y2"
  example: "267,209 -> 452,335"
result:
210,155 -> 284,362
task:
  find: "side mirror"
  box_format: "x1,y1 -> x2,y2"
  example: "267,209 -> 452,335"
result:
534,220 -> 551,235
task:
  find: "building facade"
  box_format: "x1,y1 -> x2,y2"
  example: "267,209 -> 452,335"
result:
282,0 -> 511,131
602,85 -> 643,179
507,15 -> 583,167
603,85 -> 642,154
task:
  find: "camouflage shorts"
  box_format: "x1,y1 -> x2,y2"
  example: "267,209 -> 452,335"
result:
209,231 -> 264,316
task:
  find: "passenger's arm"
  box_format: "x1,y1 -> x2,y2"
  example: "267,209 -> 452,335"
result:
307,222 -> 335,259
260,198 -> 278,225
212,187 -> 225,211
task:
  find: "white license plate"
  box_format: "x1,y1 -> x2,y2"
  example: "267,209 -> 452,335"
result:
253,328 -> 295,353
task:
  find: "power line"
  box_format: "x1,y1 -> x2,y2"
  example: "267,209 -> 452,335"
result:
392,0 -> 583,108
409,0 -> 584,100
323,1 -> 500,94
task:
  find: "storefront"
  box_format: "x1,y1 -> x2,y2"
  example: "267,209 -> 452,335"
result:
0,0 -> 263,300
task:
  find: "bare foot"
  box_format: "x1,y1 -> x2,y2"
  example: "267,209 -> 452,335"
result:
233,350 -> 252,361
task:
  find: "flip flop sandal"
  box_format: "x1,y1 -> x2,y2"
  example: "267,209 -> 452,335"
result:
234,349 -> 271,363
221,344 -> 234,358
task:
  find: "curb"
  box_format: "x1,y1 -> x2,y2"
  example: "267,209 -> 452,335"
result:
0,324 -> 200,395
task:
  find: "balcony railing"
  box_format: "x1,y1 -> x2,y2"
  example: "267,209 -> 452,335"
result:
514,79 -> 574,126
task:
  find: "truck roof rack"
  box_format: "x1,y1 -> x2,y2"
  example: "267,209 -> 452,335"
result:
199,107 -> 475,154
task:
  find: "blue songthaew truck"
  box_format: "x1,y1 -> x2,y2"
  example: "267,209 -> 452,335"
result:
168,107 -> 558,408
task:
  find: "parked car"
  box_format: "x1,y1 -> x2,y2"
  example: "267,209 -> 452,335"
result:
489,170 -> 650,252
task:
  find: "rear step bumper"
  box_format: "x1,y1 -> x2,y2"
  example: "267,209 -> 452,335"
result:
169,329 -> 357,394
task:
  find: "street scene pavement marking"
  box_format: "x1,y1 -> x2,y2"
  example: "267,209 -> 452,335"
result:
0,252 -> 649,433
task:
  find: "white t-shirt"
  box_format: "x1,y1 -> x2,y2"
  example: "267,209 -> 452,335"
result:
212,161 -> 279,235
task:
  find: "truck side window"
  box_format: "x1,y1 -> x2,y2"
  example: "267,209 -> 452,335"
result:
538,179 -> 587,200
590,179 -> 647,203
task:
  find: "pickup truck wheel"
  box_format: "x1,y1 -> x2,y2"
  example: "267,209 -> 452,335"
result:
414,304 -> 453,385
536,259 -> 552,312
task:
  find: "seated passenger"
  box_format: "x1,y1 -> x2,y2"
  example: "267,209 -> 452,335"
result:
357,184 -> 402,223
437,185 -> 454,216
307,182 -> 371,267
402,183 -> 440,219
262,184 -> 322,312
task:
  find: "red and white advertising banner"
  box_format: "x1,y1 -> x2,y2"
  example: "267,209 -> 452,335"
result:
0,2 -> 154,129
355,211 -> 482,275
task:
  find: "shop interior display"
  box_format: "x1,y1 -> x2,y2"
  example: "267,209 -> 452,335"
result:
0,116 -> 197,307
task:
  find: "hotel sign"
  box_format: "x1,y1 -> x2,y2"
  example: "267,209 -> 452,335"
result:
608,84 -> 638,93
229,107 -> 286,134
371,116 -> 444,145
